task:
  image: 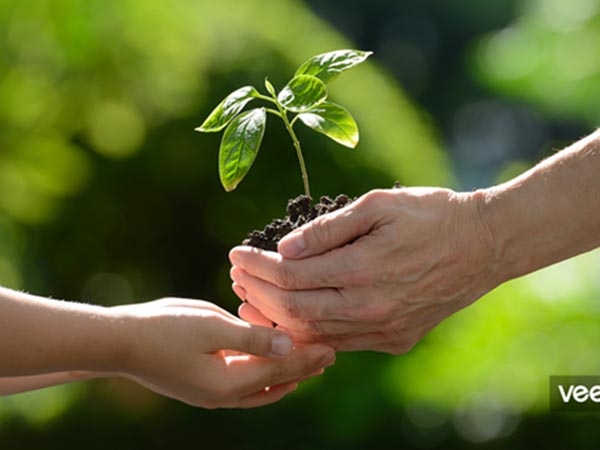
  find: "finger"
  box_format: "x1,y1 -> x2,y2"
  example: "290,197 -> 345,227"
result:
230,267 -> 352,327
277,199 -> 374,259
249,296 -> 374,341
232,282 -> 247,301
234,269 -> 386,340
297,367 -> 325,382
236,382 -> 298,408
230,246 -> 371,290
276,322 -> 373,347
210,318 -> 294,358
269,326 -> 337,348
236,361 -> 330,408
236,363 -> 327,408
225,344 -> 335,398
332,331 -> 390,352
327,313 -> 442,354
334,332 -> 419,355
238,302 -> 274,328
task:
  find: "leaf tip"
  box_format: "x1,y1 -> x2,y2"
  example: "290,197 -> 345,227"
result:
221,176 -> 239,192
341,135 -> 359,149
195,123 -> 221,133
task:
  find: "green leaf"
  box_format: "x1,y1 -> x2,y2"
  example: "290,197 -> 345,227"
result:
264,78 -> 277,98
295,49 -> 373,84
277,75 -> 327,113
196,86 -> 259,132
219,108 -> 266,192
297,102 -> 359,148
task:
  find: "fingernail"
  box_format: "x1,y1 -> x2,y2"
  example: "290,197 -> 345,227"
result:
278,233 -> 306,258
271,334 -> 293,357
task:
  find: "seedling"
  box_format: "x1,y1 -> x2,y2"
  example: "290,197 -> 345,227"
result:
195,49 -> 372,198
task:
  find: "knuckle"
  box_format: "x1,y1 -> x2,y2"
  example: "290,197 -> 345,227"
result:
282,291 -> 302,319
245,328 -> 264,355
358,189 -> 391,210
274,262 -> 297,289
307,215 -> 335,248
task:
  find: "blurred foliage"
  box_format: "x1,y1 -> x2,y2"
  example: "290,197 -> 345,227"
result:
474,0 -> 600,125
1,0 -> 600,449
388,250 -> 600,443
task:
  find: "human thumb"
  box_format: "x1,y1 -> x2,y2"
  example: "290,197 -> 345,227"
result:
278,204 -> 370,259
224,323 -> 294,358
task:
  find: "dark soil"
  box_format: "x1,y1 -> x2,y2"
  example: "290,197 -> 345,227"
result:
242,194 -> 355,251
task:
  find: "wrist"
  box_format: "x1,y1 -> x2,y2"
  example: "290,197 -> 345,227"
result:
462,188 -> 511,287
470,183 -> 545,283
472,131 -> 600,282
102,306 -> 140,377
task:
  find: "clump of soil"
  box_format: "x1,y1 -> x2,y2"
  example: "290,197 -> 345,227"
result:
242,194 -> 354,251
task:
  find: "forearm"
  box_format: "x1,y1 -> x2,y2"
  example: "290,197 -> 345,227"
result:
0,371 -> 99,395
0,287 -> 129,377
477,129 -> 600,282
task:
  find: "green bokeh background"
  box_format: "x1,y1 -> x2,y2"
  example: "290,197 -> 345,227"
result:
1,0 -> 600,448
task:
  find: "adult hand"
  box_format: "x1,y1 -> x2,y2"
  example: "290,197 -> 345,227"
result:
229,187 -> 500,354
111,298 -> 335,408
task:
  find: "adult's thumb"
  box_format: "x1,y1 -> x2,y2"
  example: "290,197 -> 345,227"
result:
278,205 -> 369,259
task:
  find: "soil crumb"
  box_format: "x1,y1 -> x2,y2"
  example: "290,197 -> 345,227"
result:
242,194 -> 354,251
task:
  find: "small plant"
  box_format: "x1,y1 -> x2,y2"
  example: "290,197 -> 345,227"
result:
195,49 -> 372,198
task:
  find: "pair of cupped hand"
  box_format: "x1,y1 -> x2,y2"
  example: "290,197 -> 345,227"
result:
225,187 -> 497,406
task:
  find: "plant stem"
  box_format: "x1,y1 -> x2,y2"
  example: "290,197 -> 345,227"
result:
284,114 -> 310,198
260,91 -> 310,197
265,108 -> 283,118
274,104 -> 310,198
